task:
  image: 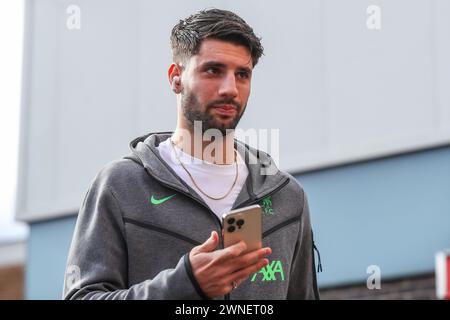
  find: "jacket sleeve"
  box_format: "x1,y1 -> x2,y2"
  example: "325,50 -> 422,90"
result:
286,189 -> 321,300
62,171 -> 205,300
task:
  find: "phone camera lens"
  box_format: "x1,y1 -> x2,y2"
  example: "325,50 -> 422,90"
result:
236,219 -> 245,227
227,226 -> 235,233
227,218 -> 235,225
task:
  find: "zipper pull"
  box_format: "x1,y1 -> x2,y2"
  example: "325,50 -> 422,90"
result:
313,242 -> 322,273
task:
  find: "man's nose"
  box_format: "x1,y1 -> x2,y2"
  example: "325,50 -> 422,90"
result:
218,72 -> 238,98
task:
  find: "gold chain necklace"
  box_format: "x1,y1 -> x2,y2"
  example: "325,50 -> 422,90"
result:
169,138 -> 239,200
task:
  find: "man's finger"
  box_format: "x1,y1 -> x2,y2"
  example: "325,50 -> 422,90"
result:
215,241 -> 247,262
226,258 -> 269,285
193,231 -> 219,254
224,247 -> 271,274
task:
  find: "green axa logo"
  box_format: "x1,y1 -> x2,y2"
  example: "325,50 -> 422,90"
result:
251,260 -> 285,282
148,194 -> 176,205
261,196 -> 274,215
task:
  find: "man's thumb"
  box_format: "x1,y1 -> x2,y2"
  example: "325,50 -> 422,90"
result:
196,231 -> 218,253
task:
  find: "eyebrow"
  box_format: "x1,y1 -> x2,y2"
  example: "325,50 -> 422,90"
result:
200,61 -> 252,74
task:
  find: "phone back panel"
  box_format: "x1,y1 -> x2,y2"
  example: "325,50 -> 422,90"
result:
222,204 -> 262,254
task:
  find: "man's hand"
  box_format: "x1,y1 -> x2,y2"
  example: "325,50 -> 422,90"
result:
189,231 -> 271,299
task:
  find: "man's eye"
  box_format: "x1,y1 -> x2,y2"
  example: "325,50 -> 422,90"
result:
206,67 -> 220,75
238,72 -> 249,79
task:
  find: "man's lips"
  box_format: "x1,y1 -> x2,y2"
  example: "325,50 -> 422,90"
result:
213,104 -> 236,111
212,104 -> 237,116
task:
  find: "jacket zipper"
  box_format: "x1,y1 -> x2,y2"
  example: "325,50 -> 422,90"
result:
123,217 -> 201,246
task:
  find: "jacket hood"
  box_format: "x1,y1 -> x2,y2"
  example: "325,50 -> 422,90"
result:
127,131 -> 289,207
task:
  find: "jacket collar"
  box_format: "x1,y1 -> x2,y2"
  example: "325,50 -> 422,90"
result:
128,131 -> 289,209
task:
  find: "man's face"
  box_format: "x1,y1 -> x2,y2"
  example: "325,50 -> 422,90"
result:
178,38 -> 253,135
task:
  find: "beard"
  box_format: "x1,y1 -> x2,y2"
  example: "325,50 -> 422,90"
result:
180,88 -> 246,136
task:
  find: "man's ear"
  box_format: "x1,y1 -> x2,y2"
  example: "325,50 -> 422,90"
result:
168,63 -> 178,83
168,63 -> 182,94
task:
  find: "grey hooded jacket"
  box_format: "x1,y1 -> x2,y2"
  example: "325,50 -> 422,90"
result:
63,132 -> 321,300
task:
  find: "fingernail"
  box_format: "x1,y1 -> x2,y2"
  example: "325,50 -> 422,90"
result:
265,248 -> 272,255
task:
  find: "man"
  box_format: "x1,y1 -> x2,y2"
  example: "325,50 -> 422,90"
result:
63,8 -> 320,300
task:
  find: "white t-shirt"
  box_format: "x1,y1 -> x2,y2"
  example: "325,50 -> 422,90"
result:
156,138 -> 249,222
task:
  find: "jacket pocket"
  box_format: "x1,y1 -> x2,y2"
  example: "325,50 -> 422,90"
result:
123,217 -> 201,246
263,215 -> 301,239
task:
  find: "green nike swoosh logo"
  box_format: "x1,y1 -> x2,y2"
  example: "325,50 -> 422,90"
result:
149,194 -> 176,205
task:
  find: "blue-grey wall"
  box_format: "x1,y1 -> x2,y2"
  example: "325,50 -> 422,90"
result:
301,146 -> 450,287
25,146 -> 450,299
26,216 -> 77,299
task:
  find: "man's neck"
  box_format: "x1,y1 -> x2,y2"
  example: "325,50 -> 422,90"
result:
171,128 -> 236,165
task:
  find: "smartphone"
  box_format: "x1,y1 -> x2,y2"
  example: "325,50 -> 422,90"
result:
222,204 -> 262,254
